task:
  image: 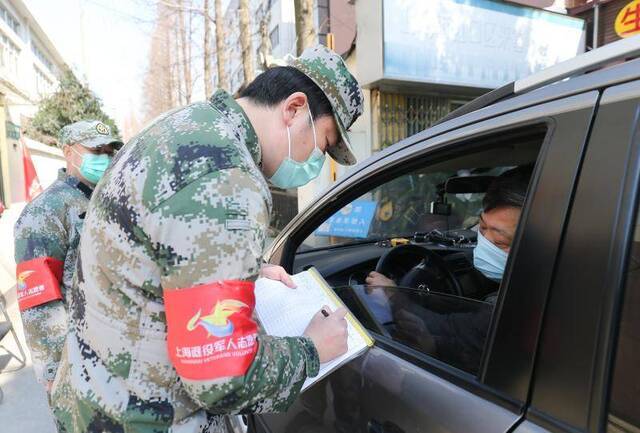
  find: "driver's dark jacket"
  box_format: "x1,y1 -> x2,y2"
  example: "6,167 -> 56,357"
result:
395,273 -> 498,374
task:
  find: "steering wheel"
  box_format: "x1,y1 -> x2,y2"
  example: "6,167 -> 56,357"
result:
374,244 -> 463,296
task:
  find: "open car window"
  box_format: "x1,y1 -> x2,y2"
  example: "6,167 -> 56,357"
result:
297,138 -> 543,253
292,126 -> 548,376
300,170 -> 498,251
336,285 -> 494,375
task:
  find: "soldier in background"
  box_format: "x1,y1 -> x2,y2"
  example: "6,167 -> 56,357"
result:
14,120 -> 122,392
51,45 -> 364,433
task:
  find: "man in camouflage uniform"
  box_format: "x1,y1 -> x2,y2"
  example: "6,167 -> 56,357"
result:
14,120 -> 122,392
51,45 -> 364,432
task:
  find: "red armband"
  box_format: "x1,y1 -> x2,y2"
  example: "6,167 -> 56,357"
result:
16,257 -> 64,311
164,280 -> 259,381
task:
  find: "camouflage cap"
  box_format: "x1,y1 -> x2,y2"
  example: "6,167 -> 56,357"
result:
58,120 -> 123,150
289,45 -> 363,166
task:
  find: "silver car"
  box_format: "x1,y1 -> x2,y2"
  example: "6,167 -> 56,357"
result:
242,37 -> 640,433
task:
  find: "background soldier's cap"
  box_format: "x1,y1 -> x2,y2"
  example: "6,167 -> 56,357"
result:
58,120 -> 123,150
289,45 -> 364,166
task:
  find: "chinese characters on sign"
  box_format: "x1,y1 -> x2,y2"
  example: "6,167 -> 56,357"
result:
616,0 -> 640,38
315,200 -> 377,239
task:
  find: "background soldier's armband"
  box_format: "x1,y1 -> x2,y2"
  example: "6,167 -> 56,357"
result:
16,257 -> 64,311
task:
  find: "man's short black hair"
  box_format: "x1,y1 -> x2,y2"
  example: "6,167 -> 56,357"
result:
239,66 -> 334,119
483,165 -> 533,213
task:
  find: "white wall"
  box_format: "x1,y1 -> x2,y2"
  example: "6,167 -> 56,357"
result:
269,0 -> 297,60
0,0 -> 60,103
25,138 -> 64,190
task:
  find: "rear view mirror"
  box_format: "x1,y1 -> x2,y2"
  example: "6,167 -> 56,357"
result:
445,176 -> 495,194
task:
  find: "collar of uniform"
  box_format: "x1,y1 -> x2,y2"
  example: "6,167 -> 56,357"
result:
209,89 -> 261,167
58,168 -> 93,199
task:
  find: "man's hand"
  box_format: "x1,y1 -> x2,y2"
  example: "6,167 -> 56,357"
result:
366,271 -> 396,287
303,306 -> 348,363
260,264 -> 296,288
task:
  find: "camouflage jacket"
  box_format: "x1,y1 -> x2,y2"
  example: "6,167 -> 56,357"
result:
14,168 -> 92,386
51,90 -> 320,433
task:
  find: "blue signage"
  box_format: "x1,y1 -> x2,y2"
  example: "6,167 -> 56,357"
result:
314,200 -> 377,239
383,0 -> 585,89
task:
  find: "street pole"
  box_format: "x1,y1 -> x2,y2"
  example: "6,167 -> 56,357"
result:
327,32 -> 337,183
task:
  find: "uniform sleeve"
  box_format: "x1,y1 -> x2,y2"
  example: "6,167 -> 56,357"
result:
14,202 -> 67,263
14,203 -> 70,386
144,167 -> 320,414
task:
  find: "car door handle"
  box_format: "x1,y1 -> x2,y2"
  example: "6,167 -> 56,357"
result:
368,419 -> 404,433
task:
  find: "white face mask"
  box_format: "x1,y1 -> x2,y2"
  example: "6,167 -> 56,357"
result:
268,105 -> 326,189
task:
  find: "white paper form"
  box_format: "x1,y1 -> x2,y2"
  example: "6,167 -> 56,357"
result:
254,268 -> 372,391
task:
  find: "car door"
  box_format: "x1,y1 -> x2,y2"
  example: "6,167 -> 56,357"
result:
513,80 -> 640,433
252,90 -> 599,433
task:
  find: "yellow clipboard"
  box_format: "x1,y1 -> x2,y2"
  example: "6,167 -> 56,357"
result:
307,267 -> 375,347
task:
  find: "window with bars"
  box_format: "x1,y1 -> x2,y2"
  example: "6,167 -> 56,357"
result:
377,91 -> 470,149
0,5 -> 20,38
0,33 -> 20,80
31,41 -> 54,73
34,66 -> 54,98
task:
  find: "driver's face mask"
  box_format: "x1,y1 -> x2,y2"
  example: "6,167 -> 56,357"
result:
473,230 -> 508,282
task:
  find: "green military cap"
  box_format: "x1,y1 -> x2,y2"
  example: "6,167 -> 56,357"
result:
58,120 -> 123,150
289,45 -> 364,166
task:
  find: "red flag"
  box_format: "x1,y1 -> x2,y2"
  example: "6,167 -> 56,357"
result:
22,143 -> 42,201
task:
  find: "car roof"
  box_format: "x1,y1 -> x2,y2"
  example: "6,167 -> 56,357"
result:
365,50 -> 640,168
439,35 -> 640,126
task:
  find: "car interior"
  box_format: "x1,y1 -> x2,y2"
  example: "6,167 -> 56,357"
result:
288,126 -> 548,373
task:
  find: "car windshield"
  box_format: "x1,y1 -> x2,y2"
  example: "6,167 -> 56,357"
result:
301,166 -> 509,251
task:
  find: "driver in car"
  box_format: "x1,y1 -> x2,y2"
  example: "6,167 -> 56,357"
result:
363,165 -> 533,373
366,165 -> 533,299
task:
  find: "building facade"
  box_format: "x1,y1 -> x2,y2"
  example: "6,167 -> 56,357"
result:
297,0 -> 587,212
222,0 -> 331,95
0,0 -> 66,209
567,0 -> 640,49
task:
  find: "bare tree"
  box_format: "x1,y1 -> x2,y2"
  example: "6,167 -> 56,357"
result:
176,0 -> 193,104
214,0 -> 228,91
257,9 -> 272,71
153,0 -> 224,94
144,3 -> 177,121
238,0 -> 254,88
203,0 -> 213,96
172,12 -> 182,105
294,0 -> 315,55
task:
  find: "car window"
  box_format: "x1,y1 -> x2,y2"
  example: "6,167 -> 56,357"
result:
293,129 -> 547,376
299,165 -> 509,252
607,225 -> 640,432
335,285 -> 494,374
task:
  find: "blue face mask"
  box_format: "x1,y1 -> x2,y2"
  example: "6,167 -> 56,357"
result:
473,230 -> 508,282
269,106 -> 326,189
72,147 -> 112,184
